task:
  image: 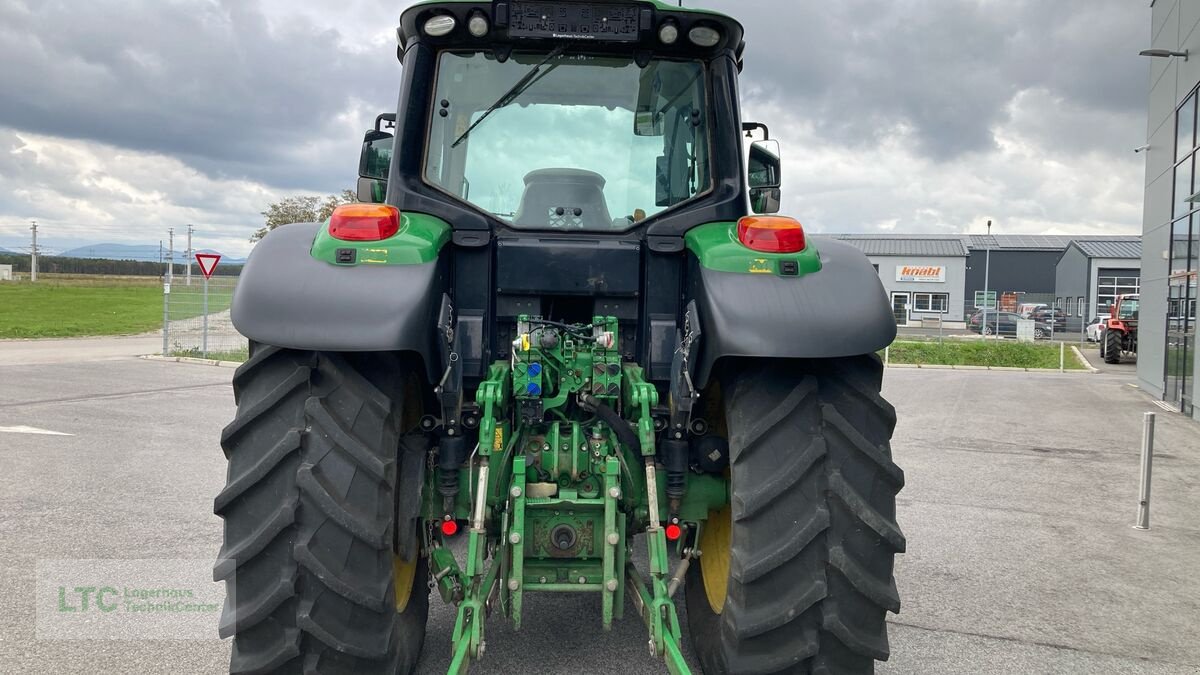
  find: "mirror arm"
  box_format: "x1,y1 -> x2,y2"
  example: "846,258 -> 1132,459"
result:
375,113 -> 398,132
742,122 -> 769,140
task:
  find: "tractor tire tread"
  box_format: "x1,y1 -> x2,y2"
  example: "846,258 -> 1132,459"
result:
1104,328 -> 1122,364
687,355 -> 904,675
216,349 -> 427,675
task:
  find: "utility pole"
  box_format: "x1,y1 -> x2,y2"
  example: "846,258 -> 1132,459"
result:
167,227 -> 174,284
185,224 -> 194,286
30,220 -> 38,282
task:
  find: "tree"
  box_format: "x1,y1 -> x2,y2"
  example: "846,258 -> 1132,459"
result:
251,189 -> 356,242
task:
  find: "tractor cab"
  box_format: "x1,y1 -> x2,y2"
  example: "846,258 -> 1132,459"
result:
358,1 -> 782,235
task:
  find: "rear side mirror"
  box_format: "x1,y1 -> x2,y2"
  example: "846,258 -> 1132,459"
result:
748,139 -> 781,214
749,139 -> 781,189
358,130 -> 393,203
751,188 -> 781,214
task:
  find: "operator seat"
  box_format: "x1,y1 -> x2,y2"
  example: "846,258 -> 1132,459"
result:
513,169 -> 614,229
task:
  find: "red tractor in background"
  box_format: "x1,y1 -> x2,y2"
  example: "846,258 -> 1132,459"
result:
1101,294 -> 1139,364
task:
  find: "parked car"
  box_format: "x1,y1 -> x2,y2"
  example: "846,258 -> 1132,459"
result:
1028,307 -> 1067,331
1084,316 -> 1106,342
968,310 -> 1052,339
1018,303 -> 1048,318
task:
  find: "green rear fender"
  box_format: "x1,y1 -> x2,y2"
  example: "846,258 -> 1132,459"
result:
230,216 -> 451,382
684,223 -> 896,386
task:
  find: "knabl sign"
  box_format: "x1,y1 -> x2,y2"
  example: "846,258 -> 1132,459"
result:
895,265 -> 946,283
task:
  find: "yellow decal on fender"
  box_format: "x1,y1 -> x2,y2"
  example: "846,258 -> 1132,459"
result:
493,427 -> 504,451
749,258 -> 773,274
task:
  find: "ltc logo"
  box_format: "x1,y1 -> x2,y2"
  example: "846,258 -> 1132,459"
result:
58,586 -> 119,612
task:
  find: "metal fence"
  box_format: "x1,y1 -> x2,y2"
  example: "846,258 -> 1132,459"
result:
893,292 -> 1105,345
161,275 -> 246,360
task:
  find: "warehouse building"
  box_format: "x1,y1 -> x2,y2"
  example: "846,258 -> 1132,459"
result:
1053,240 -> 1143,329
962,235 -> 1072,301
829,237 -> 969,326
1138,0 -> 1200,420
833,234 -> 1142,328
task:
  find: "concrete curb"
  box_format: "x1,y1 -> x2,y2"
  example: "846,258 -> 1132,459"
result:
140,354 -> 241,369
1070,345 -> 1101,373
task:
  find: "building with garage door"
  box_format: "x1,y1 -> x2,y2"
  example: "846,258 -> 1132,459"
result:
961,234 -> 1075,302
829,237 -> 969,326
1054,240 -> 1143,330
1137,0 -> 1200,420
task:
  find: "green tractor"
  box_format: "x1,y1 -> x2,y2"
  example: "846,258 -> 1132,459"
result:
215,2 -> 904,673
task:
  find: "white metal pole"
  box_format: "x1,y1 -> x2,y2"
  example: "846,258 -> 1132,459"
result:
1134,412 -> 1155,530
167,228 -> 174,284
162,278 -> 170,356
983,220 -> 993,336
186,224 -> 193,286
30,220 -> 38,282
202,276 -> 209,357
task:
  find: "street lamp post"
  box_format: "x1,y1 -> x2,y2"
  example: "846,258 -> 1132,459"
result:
983,220 -> 997,336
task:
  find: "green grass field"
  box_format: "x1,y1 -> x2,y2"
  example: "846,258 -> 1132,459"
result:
0,276 -> 163,338
886,339 -> 1085,370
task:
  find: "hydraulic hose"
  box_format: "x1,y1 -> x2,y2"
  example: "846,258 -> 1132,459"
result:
579,393 -> 641,455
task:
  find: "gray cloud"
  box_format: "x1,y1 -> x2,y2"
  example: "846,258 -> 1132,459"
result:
706,0 -> 1147,161
0,0 -> 1152,252
0,0 -> 403,191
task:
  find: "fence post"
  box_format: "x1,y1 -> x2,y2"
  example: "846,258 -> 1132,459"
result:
884,345 -> 890,366
1059,342 -> 1064,372
161,279 -> 170,356
1134,412 -> 1155,530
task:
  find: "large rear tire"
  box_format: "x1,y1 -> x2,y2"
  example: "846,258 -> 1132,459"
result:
1104,329 -> 1122,364
214,347 -> 429,674
686,356 -> 905,674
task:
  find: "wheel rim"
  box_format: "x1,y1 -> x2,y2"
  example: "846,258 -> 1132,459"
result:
393,369 -> 424,613
700,505 -> 732,613
393,554 -> 418,611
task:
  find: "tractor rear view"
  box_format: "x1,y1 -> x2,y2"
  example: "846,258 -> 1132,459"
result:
214,2 -> 905,673
1102,294 -> 1139,364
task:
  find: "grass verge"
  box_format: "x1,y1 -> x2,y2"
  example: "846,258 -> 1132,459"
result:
0,279 -> 163,338
886,340 -> 1085,370
171,348 -> 249,363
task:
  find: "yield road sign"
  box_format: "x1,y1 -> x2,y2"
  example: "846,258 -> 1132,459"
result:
196,253 -> 221,279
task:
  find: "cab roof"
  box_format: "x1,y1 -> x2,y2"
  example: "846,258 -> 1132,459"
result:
399,1 -> 746,62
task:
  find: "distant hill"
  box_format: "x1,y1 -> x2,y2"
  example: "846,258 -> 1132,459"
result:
56,243 -> 246,265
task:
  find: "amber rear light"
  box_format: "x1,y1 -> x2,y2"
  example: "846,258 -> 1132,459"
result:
328,204 -> 401,241
736,216 -> 806,253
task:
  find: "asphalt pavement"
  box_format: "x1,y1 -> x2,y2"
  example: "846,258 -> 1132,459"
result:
0,349 -> 1197,674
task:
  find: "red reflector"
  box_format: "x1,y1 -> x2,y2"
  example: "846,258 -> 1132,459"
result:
440,519 -> 459,537
328,204 -> 401,241
665,523 -> 682,541
737,216 -> 806,253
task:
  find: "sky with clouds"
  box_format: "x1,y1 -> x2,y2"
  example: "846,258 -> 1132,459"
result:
0,0 -> 1150,258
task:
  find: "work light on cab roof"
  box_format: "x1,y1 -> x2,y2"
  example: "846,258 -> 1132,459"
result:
399,0 -> 738,55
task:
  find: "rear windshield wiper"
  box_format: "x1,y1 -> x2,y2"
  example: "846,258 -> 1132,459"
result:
452,45 -> 569,149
